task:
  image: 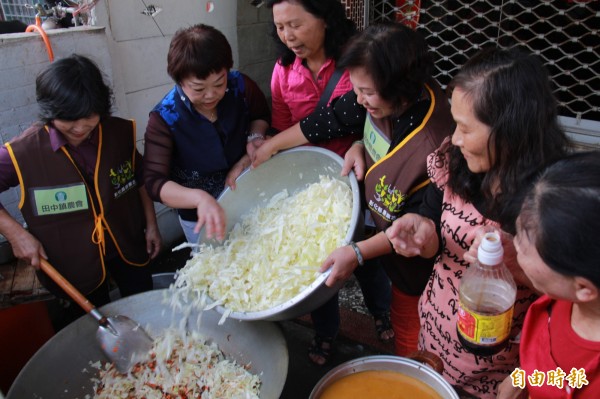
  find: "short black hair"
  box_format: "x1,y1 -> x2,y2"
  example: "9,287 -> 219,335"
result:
167,24 -> 233,83
519,151 -> 600,288
36,54 -> 113,123
338,21 -> 433,108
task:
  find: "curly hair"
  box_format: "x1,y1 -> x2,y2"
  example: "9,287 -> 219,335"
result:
266,0 -> 356,66
446,47 -> 571,233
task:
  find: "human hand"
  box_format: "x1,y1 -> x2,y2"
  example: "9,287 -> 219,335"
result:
496,375 -> 527,399
341,142 -> 366,180
251,139 -> 277,169
144,224 -> 162,259
246,136 -> 266,160
10,229 -> 48,270
319,245 -> 359,287
463,225 -> 500,265
385,213 -> 438,258
194,191 -> 226,241
226,154 -> 251,191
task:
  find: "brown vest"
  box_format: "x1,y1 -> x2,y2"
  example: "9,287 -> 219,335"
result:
363,82 -> 455,294
7,117 -> 149,294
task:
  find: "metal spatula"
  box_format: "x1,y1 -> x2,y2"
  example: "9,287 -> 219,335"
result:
40,259 -> 153,373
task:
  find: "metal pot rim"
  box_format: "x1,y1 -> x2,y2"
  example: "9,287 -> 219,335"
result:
200,147 -> 361,321
309,355 -> 460,399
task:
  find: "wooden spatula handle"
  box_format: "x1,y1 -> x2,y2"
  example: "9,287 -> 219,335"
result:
39,259 -> 95,313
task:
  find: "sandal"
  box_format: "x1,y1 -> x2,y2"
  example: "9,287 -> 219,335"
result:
308,335 -> 334,366
374,312 -> 394,342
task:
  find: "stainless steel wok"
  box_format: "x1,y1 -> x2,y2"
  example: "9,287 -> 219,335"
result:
199,146 -> 362,322
7,290 -> 288,399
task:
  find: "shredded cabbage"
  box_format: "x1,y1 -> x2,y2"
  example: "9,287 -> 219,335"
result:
92,328 -> 260,398
171,175 -> 352,313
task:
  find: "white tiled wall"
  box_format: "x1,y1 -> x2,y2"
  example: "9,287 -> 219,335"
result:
0,27 -> 112,226
0,1 -> 277,247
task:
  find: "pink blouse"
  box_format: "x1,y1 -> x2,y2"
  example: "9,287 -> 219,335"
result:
270,57 -> 353,132
418,138 -> 537,398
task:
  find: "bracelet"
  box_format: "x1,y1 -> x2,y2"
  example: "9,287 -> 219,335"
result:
247,132 -> 265,143
352,140 -> 364,146
349,241 -> 365,267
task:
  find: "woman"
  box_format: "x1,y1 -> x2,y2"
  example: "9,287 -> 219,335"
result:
253,22 -> 455,358
496,151 -> 600,399
267,0 -> 359,155
144,24 -> 270,244
266,1 -> 394,365
0,54 -> 161,319
385,47 -> 571,398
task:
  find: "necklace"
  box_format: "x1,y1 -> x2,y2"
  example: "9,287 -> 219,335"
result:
203,110 -> 217,122
206,110 -> 217,122
195,105 -> 217,122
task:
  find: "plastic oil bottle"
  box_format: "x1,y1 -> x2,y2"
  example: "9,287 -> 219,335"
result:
457,231 -> 517,356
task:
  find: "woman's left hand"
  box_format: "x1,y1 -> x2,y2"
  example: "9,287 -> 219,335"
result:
319,245 -> 359,287
194,191 -> 226,241
144,224 -> 162,259
251,138 -> 277,168
342,141 -> 366,180
246,136 -> 266,160
225,154 -> 251,190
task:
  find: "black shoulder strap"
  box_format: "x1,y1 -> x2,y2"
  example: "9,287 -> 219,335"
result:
317,68 -> 344,109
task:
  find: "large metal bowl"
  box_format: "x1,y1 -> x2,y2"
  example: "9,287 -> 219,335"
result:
309,355 -> 459,399
7,290 -> 288,399
197,146 -> 362,321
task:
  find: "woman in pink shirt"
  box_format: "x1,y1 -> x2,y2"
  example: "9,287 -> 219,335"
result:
385,47 -> 571,397
267,0 -> 359,156
265,0 -> 393,365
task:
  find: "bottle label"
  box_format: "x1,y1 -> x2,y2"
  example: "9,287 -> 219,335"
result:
457,299 -> 514,345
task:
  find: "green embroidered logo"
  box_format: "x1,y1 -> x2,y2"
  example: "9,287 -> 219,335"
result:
109,160 -> 136,199
374,175 -> 405,213
109,160 -> 134,189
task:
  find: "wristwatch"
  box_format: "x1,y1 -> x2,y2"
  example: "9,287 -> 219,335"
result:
247,132 -> 265,142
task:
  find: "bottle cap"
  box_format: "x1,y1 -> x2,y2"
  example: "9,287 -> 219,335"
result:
478,231 -> 504,265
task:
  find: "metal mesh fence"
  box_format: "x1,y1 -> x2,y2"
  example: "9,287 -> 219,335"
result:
369,0 -> 599,123
1,0 -> 36,25
342,0 -> 368,30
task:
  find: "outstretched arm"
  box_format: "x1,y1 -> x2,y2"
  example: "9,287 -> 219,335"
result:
158,182 -> 226,242
251,123 -> 308,168
320,232 -> 394,287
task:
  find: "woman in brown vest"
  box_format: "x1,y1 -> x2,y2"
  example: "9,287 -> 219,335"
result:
0,55 -> 161,327
251,22 -> 455,357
